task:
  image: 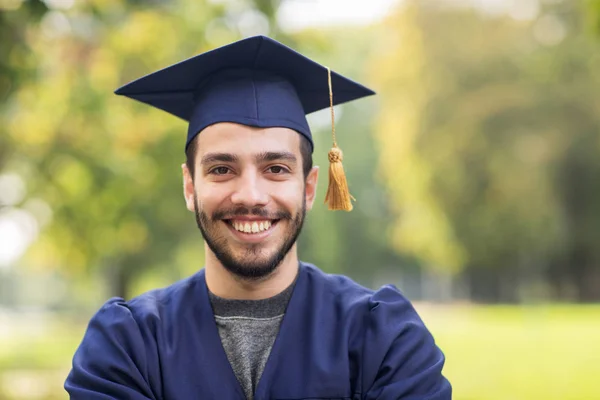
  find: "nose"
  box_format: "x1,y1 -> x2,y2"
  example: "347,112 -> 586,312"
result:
230,171 -> 269,208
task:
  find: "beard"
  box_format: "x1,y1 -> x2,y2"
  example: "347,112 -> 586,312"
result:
194,194 -> 306,280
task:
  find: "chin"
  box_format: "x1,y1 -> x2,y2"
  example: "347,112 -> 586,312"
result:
223,258 -> 281,280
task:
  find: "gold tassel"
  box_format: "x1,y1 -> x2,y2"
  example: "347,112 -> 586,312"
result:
324,67 -> 355,211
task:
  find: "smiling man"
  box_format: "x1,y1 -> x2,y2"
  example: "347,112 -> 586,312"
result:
65,36 -> 451,400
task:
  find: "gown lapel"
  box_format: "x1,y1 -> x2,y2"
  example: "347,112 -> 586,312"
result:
253,263 -> 310,400
195,269 -> 246,399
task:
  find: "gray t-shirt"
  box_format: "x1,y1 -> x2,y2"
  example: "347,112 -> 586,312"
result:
209,282 -> 295,400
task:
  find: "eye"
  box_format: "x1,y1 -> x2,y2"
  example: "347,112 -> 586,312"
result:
210,166 -> 231,175
267,165 -> 289,174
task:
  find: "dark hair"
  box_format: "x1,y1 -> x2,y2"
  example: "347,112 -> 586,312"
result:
185,133 -> 313,180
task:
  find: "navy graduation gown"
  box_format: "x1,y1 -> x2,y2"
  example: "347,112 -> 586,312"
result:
65,263 -> 451,399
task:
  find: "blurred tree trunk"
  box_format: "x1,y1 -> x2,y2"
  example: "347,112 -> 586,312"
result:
556,130 -> 600,302
466,266 -> 519,303
109,264 -> 133,300
571,253 -> 600,302
546,259 -> 570,301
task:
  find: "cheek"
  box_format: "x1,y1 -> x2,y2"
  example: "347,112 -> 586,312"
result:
268,180 -> 305,208
194,182 -> 229,209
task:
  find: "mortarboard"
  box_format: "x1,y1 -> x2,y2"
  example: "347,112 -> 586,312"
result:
114,35 -> 375,211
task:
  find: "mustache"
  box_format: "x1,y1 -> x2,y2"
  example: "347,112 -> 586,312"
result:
212,206 -> 292,221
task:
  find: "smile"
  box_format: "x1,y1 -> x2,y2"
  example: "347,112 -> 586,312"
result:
226,219 -> 278,234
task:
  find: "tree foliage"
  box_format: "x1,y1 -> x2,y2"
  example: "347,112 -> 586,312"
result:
372,0 -> 600,301
2,0 -> 281,298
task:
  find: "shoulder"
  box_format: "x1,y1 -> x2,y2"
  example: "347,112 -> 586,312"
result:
70,272 -> 205,371
301,262 -> 432,344
303,266 -> 452,397
90,270 -> 205,334
65,276 -> 204,398
126,270 -> 204,319
301,262 -> 373,299
301,262 -> 413,313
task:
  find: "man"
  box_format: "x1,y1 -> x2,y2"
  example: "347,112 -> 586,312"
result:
65,36 -> 451,400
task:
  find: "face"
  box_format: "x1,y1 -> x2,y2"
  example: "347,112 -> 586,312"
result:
183,123 -> 318,280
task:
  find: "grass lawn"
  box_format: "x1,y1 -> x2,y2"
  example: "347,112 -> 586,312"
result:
1,305 -> 599,399
418,304 -> 600,400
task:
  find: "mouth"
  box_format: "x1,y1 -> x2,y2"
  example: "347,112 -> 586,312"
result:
223,218 -> 280,240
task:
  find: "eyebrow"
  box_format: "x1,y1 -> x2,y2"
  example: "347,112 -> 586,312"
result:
200,151 -> 297,165
200,152 -> 239,165
255,151 -> 297,165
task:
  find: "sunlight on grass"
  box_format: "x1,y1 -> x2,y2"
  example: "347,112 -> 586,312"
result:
418,304 -> 600,400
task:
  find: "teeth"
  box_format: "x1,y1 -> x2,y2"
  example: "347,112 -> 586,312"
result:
231,220 -> 273,234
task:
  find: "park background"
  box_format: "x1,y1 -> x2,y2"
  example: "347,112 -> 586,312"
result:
1,0 -> 600,398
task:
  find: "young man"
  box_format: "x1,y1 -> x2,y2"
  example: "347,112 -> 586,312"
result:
65,36 -> 451,400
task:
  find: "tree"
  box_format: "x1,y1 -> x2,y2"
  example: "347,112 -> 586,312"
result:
372,0 -> 600,301
587,0 -> 600,35
0,0 -> 49,205
3,0 -> 289,299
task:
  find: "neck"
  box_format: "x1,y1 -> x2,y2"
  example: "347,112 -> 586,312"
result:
204,245 -> 299,300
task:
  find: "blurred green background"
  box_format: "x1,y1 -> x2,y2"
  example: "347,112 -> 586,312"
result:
1,0 -> 600,399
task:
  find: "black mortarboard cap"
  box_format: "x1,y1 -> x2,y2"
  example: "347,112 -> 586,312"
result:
114,35 -> 375,152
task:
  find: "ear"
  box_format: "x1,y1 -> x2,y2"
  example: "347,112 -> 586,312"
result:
305,166 -> 319,211
182,163 -> 196,212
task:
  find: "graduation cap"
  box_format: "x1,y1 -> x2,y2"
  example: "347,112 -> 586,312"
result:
115,35 -> 375,211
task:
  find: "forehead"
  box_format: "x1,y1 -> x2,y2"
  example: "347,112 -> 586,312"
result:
195,122 -> 301,156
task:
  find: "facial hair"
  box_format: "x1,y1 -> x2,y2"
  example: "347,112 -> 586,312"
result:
194,194 -> 306,280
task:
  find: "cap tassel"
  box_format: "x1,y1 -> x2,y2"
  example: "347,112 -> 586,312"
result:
324,67 -> 354,211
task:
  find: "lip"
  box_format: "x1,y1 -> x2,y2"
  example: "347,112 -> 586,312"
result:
228,216 -> 271,221
223,220 -> 278,243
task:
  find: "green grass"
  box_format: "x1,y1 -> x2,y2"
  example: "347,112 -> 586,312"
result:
418,304 -> 600,400
1,305 -> 599,400
0,316 -> 83,400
